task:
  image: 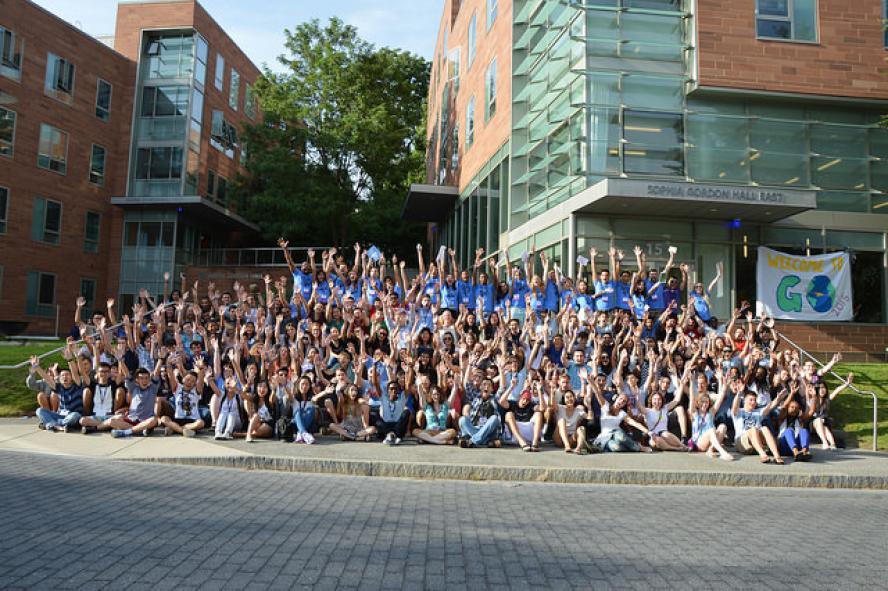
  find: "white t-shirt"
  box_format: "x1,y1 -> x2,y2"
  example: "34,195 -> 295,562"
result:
173,386 -> 201,420
557,405 -> 586,435
91,382 -> 115,416
598,404 -> 626,439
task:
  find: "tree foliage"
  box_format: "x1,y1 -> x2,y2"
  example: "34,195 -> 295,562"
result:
236,18 -> 429,256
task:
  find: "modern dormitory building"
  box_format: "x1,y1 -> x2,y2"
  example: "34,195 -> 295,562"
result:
0,0 -> 260,335
404,0 -> 888,359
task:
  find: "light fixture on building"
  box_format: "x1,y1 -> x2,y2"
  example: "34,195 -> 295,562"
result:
784,176 -> 800,185
743,234 -> 748,259
805,237 -> 811,256
817,158 -> 842,171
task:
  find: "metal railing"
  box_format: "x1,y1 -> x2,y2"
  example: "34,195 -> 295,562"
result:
777,330 -> 880,452
0,300 -> 178,371
192,247 -> 332,268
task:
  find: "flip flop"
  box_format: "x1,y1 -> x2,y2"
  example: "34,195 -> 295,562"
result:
760,456 -> 771,464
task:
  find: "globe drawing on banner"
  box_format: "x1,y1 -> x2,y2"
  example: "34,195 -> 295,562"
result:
806,275 -> 836,313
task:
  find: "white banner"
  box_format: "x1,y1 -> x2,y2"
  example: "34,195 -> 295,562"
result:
756,247 -> 853,321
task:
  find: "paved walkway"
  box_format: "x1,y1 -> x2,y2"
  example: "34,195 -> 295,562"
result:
4,451 -> 887,590
2,418 -> 887,489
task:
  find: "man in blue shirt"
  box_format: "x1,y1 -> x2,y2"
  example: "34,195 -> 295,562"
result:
33,342 -> 85,432
589,247 -> 617,312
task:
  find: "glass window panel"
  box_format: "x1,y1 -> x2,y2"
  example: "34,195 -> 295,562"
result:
624,147 -> 684,175
756,19 -> 791,39
622,75 -> 683,110
44,201 -> 61,233
0,107 -> 14,156
150,148 -> 171,179
89,144 -> 105,186
816,191 -> 870,213
793,0 -> 817,41
624,110 -> 683,146
871,160 -> 888,192
626,0 -> 681,9
587,71 -> 620,106
141,222 -> 161,247
747,102 -> 805,119
750,153 -> 808,186
812,157 -> 868,190
688,147 -> 750,182
757,0 -> 789,16
686,97 -> 746,115
95,80 -> 112,121
38,274 -> 55,305
170,147 -> 183,179
871,128 -> 888,158
871,193 -> 888,213
749,119 -> 806,155
810,123 -> 867,158
621,13 -> 682,47
687,115 -> 748,182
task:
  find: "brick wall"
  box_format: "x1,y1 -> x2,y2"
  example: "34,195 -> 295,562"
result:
695,0 -> 888,99
0,0 -> 135,336
775,322 -> 888,363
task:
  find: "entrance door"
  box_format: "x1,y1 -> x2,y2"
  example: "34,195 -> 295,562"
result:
695,243 -> 733,323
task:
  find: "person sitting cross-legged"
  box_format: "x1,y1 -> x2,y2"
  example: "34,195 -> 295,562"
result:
33,341 -> 85,432
80,361 -> 126,434
499,378 -> 544,452
158,353 -> 207,437
458,378 -> 502,448
105,344 -> 160,438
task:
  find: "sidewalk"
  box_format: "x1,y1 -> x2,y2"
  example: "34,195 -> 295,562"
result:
2,418 -> 887,489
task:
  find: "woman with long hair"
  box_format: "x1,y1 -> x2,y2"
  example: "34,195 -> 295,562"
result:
329,383 -> 375,441
412,383 -> 457,445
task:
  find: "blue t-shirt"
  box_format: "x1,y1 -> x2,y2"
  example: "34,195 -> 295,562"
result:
457,280 -> 475,309
663,286 -> 681,311
544,279 -> 560,312
475,283 -> 494,316
364,277 -> 382,306
441,281 -> 458,310
593,280 -> 616,311
423,275 -> 440,304
630,293 -> 647,318
615,281 -> 632,310
690,290 -> 711,321
315,281 -> 331,305
292,269 -> 313,300
646,278 -> 665,310
509,278 -> 530,310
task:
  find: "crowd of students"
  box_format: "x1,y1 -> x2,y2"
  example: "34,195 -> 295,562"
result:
27,239 -> 855,463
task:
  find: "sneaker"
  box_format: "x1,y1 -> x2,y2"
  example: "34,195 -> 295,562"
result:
223,433 -> 234,440
111,429 -> 132,438
293,432 -> 304,443
393,437 -> 402,446
182,428 -> 196,438
61,424 -> 72,434
37,422 -> 46,430
141,429 -> 152,437
303,432 -> 315,445
384,432 -> 395,445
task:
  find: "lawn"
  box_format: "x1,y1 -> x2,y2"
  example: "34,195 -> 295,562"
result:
0,341 -> 885,449
828,363 -> 888,451
0,341 -> 65,417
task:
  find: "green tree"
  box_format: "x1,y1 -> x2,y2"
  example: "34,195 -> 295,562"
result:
237,18 -> 429,256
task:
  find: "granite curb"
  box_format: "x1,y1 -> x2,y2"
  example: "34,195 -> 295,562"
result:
126,454 -> 888,489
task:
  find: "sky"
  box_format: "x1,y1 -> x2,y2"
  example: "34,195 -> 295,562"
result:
32,0 -> 441,70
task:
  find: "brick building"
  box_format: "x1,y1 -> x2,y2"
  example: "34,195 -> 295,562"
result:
0,0 -> 260,335
405,0 -> 888,357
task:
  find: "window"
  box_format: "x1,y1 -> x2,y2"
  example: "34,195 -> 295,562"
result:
144,34 -> 194,80
37,124 -> 68,174
31,197 -> 62,244
141,85 -> 189,117
95,79 -> 112,121
229,68 -> 240,110
207,170 -> 229,205
79,278 -> 97,318
26,272 -> 56,316
89,144 -> 106,186
451,125 -> 459,170
194,34 -> 208,87
44,53 -> 75,104
447,48 -> 461,92
245,84 -> 257,119
623,110 -> 684,176
190,87 -> 204,152
756,0 -> 817,42
467,14 -> 477,69
885,0 -> 888,48
210,110 -> 239,158
0,106 -> 14,157
0,25 -> 23,81
124,220 -> 174,247
206,170 -> 216,197
214,53 -> 225,90
485,58 -> 497,121
487,0 -> 498,30
135,147 -> 183,180
466,96 -> 475,149
0,186 -> 7,234
84,212 -> 100,253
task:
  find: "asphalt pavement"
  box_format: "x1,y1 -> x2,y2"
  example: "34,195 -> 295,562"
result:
0,450 -> 886,590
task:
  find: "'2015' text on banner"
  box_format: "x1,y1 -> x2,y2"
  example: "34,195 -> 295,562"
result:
755,247 -> 853,321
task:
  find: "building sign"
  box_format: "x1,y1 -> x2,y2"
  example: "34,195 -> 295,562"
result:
755,246 -> 853,321
646,183 -> 787,204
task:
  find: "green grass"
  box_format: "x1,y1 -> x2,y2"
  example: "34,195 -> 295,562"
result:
0,342 -> 884,449
0,340 -> 65,416
828,363 -> 888,451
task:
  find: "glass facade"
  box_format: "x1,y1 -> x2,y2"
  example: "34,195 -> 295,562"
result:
433,0 -> 888,323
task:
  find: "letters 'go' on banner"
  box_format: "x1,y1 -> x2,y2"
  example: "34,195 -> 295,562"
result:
755,246 -> 853,321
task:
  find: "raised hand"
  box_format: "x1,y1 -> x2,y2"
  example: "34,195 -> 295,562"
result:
277,237 -> 289,249
76,296 -> 86,308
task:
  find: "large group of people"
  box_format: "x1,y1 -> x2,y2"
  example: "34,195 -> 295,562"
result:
27,239 -> 854,464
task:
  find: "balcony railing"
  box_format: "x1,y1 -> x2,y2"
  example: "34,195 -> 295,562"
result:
192,247 -> 331,268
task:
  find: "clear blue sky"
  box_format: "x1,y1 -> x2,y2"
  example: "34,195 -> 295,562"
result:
32,0 -> 440,69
